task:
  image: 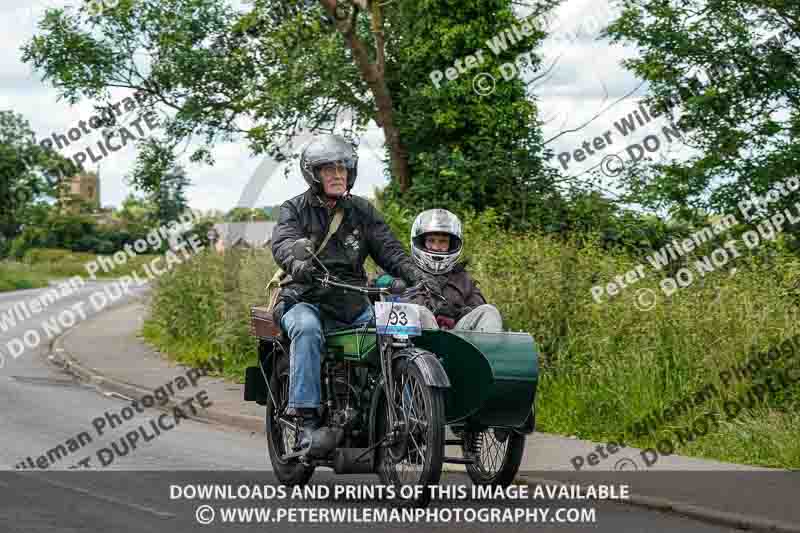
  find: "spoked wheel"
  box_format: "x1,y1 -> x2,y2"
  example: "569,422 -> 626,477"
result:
375,363 -> 445,507
463,428 -> 525,486
265,354 -> 315,486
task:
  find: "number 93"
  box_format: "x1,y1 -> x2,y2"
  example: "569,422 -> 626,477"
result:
388,310 -> 408,326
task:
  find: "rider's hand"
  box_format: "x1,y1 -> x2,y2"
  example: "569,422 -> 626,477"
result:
435,315 -> 456,330
290,259 -> 320,284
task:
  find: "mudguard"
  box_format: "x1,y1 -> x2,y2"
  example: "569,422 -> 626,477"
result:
368,348 -> 449,450
391,348 -> 451,388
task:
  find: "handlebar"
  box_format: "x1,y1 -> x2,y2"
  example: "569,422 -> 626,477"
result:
312,275 -> 424,299
321,277 -> 390,295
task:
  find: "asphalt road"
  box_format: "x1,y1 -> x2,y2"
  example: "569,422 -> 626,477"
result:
0,283 -> 740,532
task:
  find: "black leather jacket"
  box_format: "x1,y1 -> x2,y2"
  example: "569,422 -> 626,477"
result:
271,190 -> 425,325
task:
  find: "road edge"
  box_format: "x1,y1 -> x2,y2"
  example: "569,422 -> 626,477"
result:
45,301 -> 265,435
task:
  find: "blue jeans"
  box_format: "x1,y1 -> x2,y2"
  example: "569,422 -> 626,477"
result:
281,303 -> 374,409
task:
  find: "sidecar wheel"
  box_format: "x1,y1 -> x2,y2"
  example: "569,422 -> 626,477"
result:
374,363 -> 445,506
265,354 -> 315,486
463,429 -> 525,487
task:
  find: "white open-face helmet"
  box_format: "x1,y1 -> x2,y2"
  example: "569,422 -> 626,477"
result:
411,209 -> 463,274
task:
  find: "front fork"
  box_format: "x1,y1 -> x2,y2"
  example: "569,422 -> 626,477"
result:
378,336 -> 398,430
378,335 -> 417,445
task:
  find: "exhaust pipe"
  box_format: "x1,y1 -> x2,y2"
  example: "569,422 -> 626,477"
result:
333,448 -> 375,474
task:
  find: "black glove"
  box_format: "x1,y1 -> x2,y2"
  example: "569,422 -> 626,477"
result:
289,259 -> 320,284
419,272 -> 444,300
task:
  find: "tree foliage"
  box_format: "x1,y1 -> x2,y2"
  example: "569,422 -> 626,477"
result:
21,0 -> 566,229
606,0 -> 800,218
0,110 -> 80,252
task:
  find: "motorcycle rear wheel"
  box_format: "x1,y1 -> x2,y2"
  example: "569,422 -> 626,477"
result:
265,354 -> 316,486
463,428 -> 525,487
374,362 -> 445,507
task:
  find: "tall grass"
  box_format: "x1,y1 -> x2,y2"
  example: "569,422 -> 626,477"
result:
143,214 -> 800,468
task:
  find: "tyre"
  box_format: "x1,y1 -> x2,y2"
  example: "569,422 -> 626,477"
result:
463,428 -> 525,487
265,353 -> 315,486
374,361 -> 445,507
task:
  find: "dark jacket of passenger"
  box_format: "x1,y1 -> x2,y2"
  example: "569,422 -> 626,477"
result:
409,263 -> 486,321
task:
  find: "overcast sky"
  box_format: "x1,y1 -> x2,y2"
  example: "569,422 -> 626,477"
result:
1,0 -> 691,213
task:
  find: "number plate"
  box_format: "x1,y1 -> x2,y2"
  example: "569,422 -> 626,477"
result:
375,302 -> 422,337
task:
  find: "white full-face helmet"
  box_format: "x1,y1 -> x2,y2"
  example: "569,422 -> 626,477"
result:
410,209 -> 463,274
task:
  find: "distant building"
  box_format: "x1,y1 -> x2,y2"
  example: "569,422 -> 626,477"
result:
60,171 -> 101,212
211,222 -> 277,253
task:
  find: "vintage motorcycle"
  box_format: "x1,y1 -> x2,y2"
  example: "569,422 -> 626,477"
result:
245,239 -> 539,505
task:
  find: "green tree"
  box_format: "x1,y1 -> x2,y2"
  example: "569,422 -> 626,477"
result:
116,194 -> 157,227
605,0 -> 800,219
379,0 -> 562,229
0,110 -> 79,252
225,207 -> 270,222
21,0 -> 562,228
152,165 -> 190,225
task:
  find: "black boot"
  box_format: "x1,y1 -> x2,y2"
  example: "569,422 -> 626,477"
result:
297,408 -> 322,452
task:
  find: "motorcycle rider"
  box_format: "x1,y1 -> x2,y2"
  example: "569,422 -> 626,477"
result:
408,209 -> 503,332
270,134 -> 441,454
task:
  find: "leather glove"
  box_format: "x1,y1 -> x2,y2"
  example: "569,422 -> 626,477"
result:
289,259 -> 320,284
435,315 -> 456,330
418,272 -> 444,300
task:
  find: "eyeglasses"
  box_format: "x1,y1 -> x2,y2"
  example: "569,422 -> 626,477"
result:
318,162 -> 349,178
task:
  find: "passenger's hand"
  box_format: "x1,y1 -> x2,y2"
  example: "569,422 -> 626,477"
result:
419,273 -> 444,301
435,315 -> 456,330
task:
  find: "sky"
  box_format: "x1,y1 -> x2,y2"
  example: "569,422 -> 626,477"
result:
0,0 -> 693,213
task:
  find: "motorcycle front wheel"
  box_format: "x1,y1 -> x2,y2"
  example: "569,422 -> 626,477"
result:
374,362 -> 445,507
265,353 -> 316,486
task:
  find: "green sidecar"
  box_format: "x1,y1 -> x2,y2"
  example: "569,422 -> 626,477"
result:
326,326 -> 538,429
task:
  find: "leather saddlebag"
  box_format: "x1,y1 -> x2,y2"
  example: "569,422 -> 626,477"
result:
250,305 -> 282,340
